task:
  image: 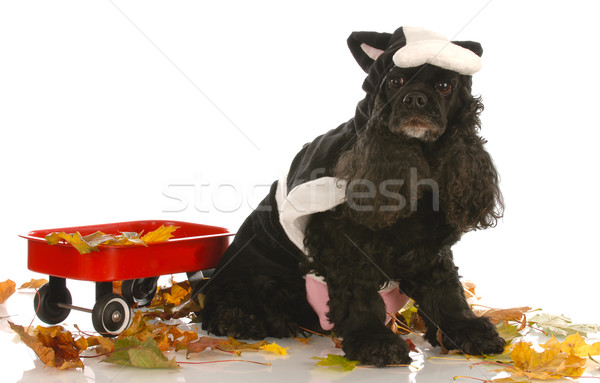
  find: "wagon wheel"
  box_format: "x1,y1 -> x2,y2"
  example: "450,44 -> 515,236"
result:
92,294 -> 132,337
34,283 -> 72,324
121,277 -> 158,307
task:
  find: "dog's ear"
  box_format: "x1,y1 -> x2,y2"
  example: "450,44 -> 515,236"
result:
453,40 -> 483,57
347,31 -> 393,72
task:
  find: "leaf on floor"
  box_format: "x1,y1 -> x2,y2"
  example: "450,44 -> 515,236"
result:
18,278 -> 49,290
529,313 -> 600,337
312,354 -> 360,371
103,337 -> 179,369
260,342 -> 289,356
0,279 -> 16,304
9,322 -> 87,369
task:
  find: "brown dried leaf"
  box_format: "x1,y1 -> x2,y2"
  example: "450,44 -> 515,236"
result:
0,279 -> 16,304
10,322 -> 87,369
18,278 -> 48,290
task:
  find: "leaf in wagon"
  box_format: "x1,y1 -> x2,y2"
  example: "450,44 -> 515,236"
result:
140,225 -> 179,244
103,336 -> 179,369
9,322 -> 88,369
45,231 -> 93,254
0,279 -> 16,304
18,278 -> 49,290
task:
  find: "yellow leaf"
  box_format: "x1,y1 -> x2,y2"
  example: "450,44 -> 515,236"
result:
551,333 -> 600,358
163,282 -> 190,306
260,342 -> 289,356
18,278 -> 49,290
86,335 -> 115,354
9,322 -> 87,369
0,279 -> 16,304
218,338 -> 267,356
509,339 -> 587,380
140,225 -> 179,244
45,232 -> 93,254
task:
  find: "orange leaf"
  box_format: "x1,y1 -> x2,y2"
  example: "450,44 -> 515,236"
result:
9,322 -> 87,369
140,225 -> 179,244
18,278 -> 48,290
185,336 -> 229,357
0,279 -> 16,304
478,306 -> 533,325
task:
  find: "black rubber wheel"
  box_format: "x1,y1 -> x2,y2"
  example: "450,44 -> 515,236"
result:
92,294 -> 132,337
34,283 -> 72,324
121,278 -> 158,307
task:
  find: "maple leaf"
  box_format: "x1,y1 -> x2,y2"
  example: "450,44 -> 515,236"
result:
45,225 -> 178,254
103,337 -> 179,369
495,322 -> 521,344
312,354 -> 360,371
218,338 -> 267,357
86,335 -> 115,354
18,278 -> 49,290
45,231 -> 93,254
506,339 -> 588,380
140,225 -> 179,244
542,333 -> 600,358
291,336 -> 312,345
162,282 -> 189,306
462,280 -> 480,304
479,307 -> 533,327
529,313 -> 600,337
260,343 -> 289,356
150,280 -> 192,308
0,279 -> 16,304
9,322 -> 87,369
185,336 -> 229,357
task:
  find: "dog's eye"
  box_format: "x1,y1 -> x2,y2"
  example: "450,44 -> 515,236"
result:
435,82 -> 452,95
388,77 -> 405,89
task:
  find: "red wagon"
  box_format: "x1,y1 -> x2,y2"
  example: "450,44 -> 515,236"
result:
20,220 -> 232,336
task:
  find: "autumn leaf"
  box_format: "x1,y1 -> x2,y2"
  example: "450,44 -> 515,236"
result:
140,225 -> 179,244
312,354 -> 360,371
103,337 -> 179,369
541,333 -> 600,358
45,231 -> 93,254
86,335 -> 115,355
184,336 -> 229,357
0,279 -> 16,304
260,343 -> 289,356
495,322 -> 521,344
462,280 -> 480,304
18,278 -> 48,290
9,322 -> 87,369
45,226 -> 178,254
291,336 -> 312,345
529,313 -> 600,337
162,282 -> 189,306
478,307 -> 533,327
500,338 -> 588,380
218,338 -> 267,357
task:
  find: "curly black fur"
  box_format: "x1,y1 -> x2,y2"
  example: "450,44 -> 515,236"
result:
200,59 -> 505,366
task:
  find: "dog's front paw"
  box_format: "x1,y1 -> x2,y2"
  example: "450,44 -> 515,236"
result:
342,331 -> 412,367
440,317 -> 506,355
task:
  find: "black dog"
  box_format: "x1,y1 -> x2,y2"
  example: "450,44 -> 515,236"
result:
200,26 -> 505,366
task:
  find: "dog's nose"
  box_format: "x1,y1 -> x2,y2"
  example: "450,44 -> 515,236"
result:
402,91 -> 428,109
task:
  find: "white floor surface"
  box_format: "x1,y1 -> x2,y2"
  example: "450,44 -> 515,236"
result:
1,281 -> 599,383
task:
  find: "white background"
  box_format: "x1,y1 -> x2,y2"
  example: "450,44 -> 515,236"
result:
1,0 -> 598,329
